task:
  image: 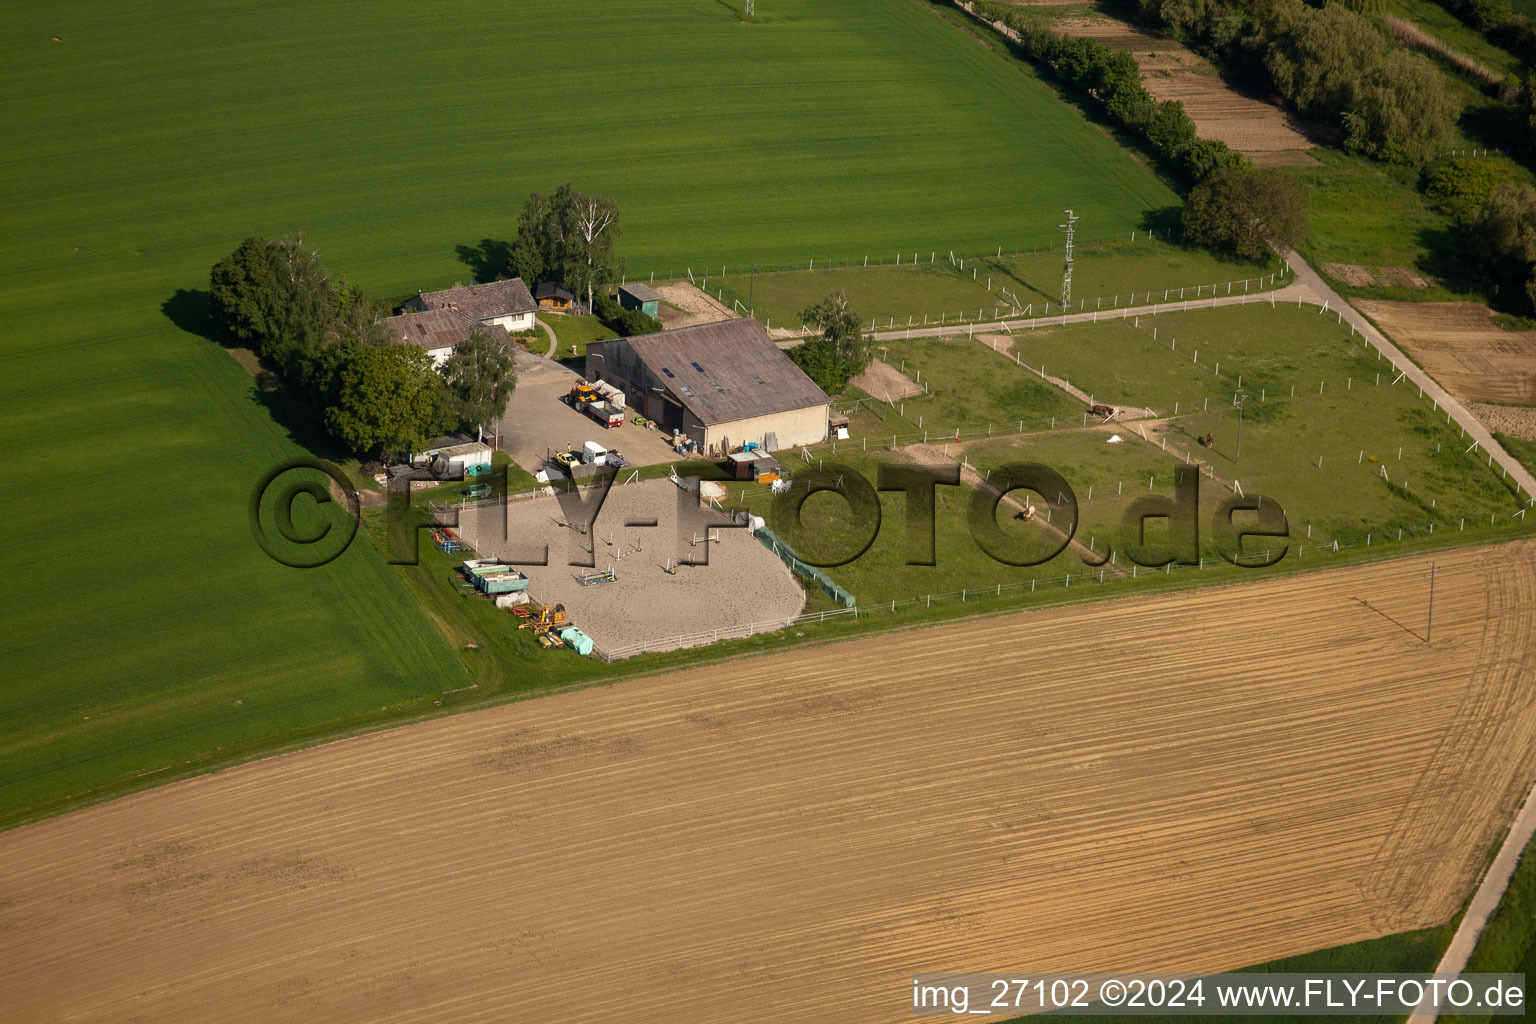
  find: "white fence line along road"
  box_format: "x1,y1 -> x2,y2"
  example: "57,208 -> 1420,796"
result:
631,228 -> 1188,286
867,266 -> 1301,343
761,274 -> 1285,340
1281,250 -> 1536,504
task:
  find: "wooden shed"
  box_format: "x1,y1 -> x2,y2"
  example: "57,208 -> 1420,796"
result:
535,281 -> 574,311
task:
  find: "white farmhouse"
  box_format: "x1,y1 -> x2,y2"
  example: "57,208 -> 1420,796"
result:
402,277 -> 538,334
378,308 -> 478,369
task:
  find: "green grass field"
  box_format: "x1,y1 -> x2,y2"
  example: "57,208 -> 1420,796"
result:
712,236 -> 1277,327
1382,0 -> 1523,80
1284,151 -> 1452,271
0,0 -> 1186,825
1495,433 -> 1536,478
716,305 -> 1531,606
543,313 -> 615,359
1004,304 -> 1380,412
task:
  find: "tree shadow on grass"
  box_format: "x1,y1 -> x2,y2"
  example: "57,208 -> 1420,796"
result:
1139,205 -> 1184,239
161,288 -> 351,462
454,239 -> 513,283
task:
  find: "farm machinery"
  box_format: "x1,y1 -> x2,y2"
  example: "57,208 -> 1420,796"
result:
514,602 -> 568,646
432,528 -> 470,553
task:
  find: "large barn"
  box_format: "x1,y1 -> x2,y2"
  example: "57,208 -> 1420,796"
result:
586,319 -> 830,454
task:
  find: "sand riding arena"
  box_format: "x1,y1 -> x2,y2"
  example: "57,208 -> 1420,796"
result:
451,477 -> 806,657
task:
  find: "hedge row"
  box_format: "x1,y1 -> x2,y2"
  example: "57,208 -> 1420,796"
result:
972,1 -> 1246,181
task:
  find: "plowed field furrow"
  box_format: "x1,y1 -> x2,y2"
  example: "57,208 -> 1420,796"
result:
3,542 -> 1535,1023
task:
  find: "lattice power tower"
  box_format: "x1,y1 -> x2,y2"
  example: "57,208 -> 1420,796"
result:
1059,209 -> 1079,310
745,0 -> 754,15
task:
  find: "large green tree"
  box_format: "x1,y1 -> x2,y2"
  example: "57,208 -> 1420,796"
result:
1424,156 -> 1516,223
208,235 -> 349,393
1260,0 -> 1457,165
1342,50 -> 1459,165
1183,166 -> 1308,259
325,345 -> 455,458
443,331 -> 518,440
566,191 -> 622,313
1472,181 -> 1536,309
508,184 -> 575,287
209,236 -> 282,343
509,185 -> 622,310
789,291 -> 870,394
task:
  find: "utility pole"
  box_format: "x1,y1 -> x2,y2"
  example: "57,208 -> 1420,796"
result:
1059,209 -> 1078,310
1234,388 -> 1247,464
749,261 -> 755,320
1426,561 -> 1437,644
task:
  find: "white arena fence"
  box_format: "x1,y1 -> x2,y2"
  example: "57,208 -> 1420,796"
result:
591,607 -> 859,662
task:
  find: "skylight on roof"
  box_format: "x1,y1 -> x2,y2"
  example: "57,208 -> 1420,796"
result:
661,367 -> 675,378
680,386 -> 694,397
691,361 -> 704,372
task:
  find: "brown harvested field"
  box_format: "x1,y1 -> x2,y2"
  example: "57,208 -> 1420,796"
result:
1355,300 -> 1536,406
1052,17 -> 1319,164
1323,264 -> 1430,289
4,541 -> 1536,1023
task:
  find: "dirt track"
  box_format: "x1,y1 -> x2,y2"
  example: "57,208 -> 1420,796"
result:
4,541 -> 1536,1023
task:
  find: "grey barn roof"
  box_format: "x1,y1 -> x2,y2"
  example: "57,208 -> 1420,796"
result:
379,308 -> 478,351
412,277 -> 536,320
619,282 -> 664,303
620,319 -> 829,425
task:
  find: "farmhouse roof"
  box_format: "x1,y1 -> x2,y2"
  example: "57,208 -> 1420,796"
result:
535,281 -> 574,301
414,277 -> 536,320
622,319 -> 829,425
379,308 -> 478,351
619,282 -> 664,303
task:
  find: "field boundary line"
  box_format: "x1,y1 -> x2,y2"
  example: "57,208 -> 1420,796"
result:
1406,776 -> 1536,1023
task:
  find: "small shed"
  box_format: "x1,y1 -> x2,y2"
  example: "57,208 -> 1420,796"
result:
726,451 -> 783,483
618,283 -> 663,317
420,440 -> 494,476
535,281 -> 574,311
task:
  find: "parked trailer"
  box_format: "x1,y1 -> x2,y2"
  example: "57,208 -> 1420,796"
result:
460,559 -> 530,595
584,400 -> 624,429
